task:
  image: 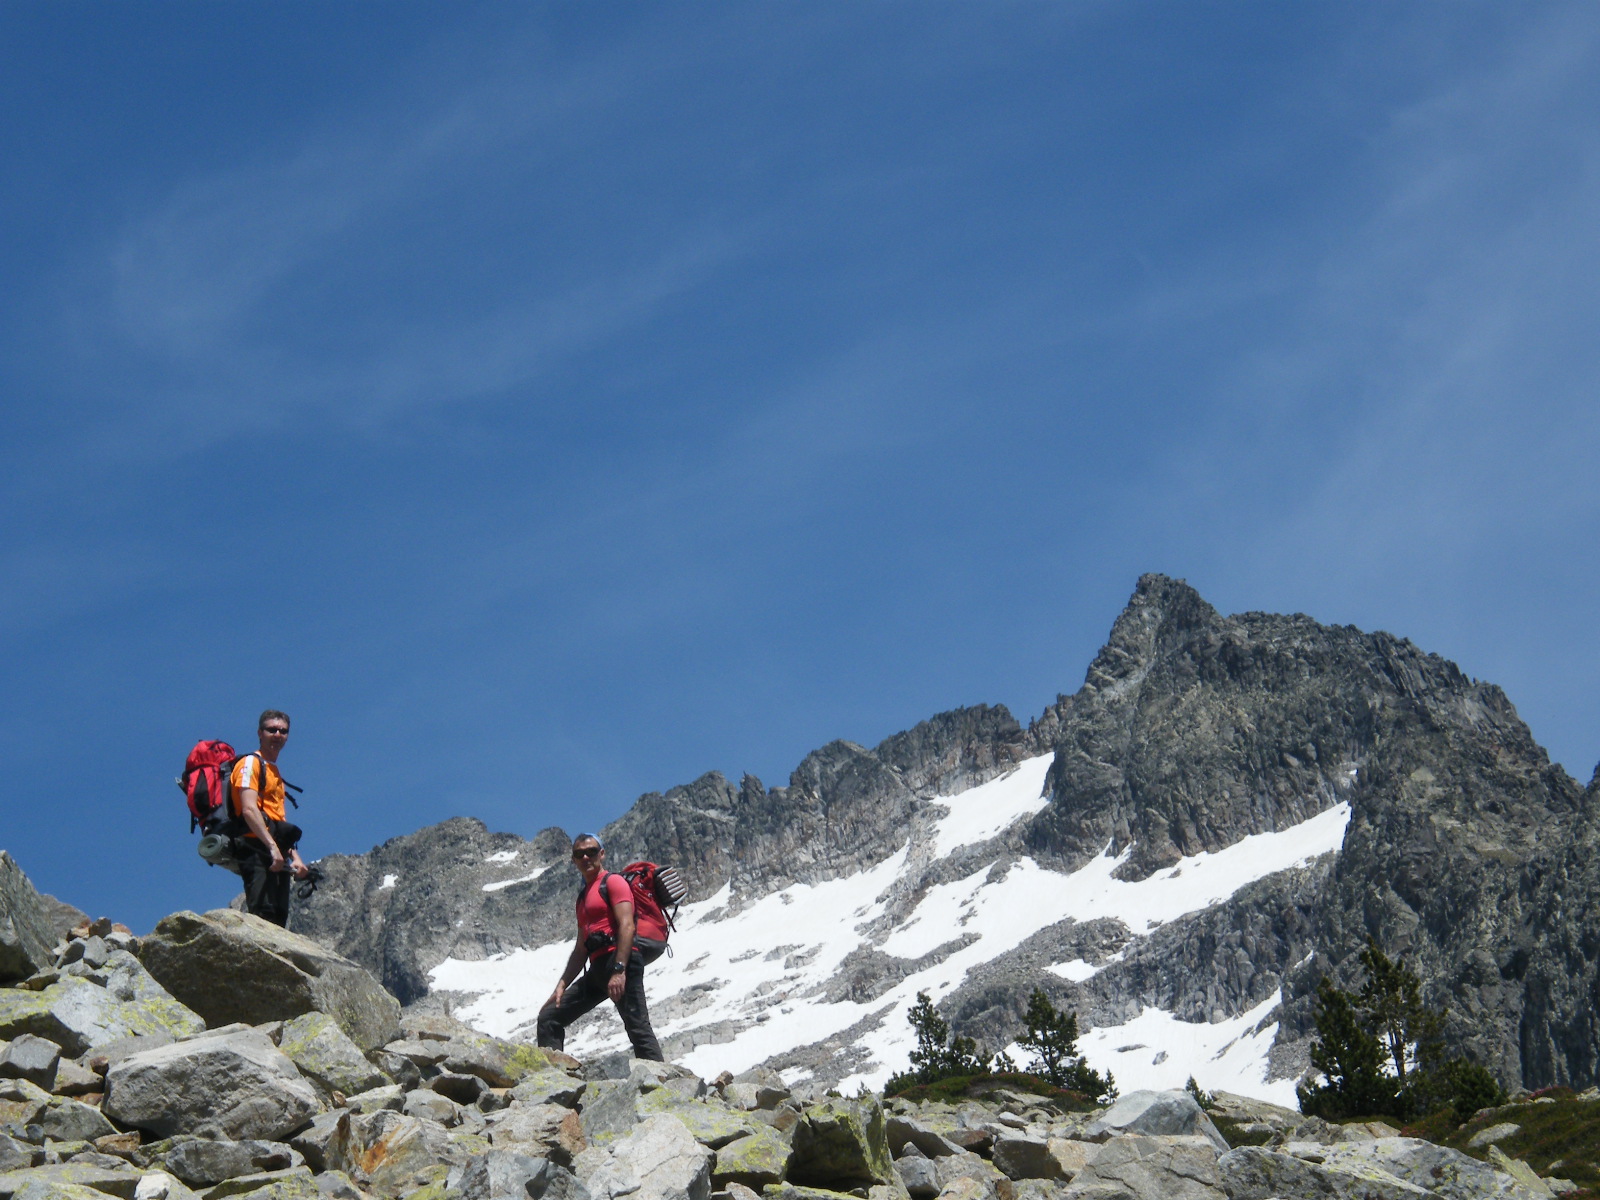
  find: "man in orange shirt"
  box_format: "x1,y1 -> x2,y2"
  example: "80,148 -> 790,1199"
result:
231,709 -> 309,927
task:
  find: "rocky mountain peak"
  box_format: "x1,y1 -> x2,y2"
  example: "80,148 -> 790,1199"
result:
285,575 -> 1597,1099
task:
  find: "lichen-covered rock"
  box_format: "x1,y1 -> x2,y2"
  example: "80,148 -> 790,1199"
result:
573,1114 -> 710,1200
485,1104 -> 585,1164
203,1166 -> 319,1200
277,1014 -> 388,1099
0,854 -> 56,986
0,1160 -> 147,1199
102,1029 -> 321,1141
160,1138 -> 302,1186
1320,1137 -> 1550,1200
711,1126 -> 792,1189
638,1089 -> 757,1150
0,972 -> 205,1056
1218,1145 -> 1429,1200
789,1097 -> 895,1190
579,1080 -> 645,1148
886,1117 -> 960,1160
0,1134 -> 35,1173
990,1134 -> 1066,1182
510,1069 -> 586,1109
287,1112 -> 348,1174
0,1078 -> 49,1127
135,912 -> 400,1052
324,1110 -> 467,1199
441,1033 -> 564,1088
893,1156 -> 938,1200
34,1096 -> 116,1143
0,1035 -> 59,1090
457,1151 -> 589,1200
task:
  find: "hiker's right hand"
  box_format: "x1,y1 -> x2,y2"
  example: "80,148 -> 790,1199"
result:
547,981 -> 565,1007
269,854 -> 287,873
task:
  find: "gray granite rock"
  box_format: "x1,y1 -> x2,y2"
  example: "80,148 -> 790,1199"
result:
102,1028 -> 321,1141
0,854 -> 56,986
161,1138 -> 302,1186
135,911 -> 400,1052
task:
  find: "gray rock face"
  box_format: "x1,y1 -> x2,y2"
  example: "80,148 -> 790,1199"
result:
136,911 -> 400,1052
291,574 -> 1600,1093
277,1013 -> 389,1098
161,1139 -> 302,1186
1065,1135 -> 1227,1200
0,854 -> 55,986
0,1036 -> 59,1089
102,1028 -> 322,1140
1082,1090 -> 1229,1154
574,1114 -> 711,1200
0,972 -> 204,1057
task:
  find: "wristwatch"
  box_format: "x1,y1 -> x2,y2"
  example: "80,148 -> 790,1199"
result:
611,962 -> 627,974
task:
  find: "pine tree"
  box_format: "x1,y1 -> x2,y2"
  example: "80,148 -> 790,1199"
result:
1357,939 -> 1442,1090
885,992 -> 992,1092
1297,976 -> 1393,1118
1018,988 -> 1116,1103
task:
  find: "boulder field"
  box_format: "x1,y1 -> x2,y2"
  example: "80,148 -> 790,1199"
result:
0,858 -> 1584,1200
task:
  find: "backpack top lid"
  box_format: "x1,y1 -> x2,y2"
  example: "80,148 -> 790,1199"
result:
184,740 -> 238,775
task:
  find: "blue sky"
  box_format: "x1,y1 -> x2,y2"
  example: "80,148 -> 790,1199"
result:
3,3 -> 1596,933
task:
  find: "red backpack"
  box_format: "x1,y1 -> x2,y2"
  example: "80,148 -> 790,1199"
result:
178,740 -> 241,832
593,861 -> 689,960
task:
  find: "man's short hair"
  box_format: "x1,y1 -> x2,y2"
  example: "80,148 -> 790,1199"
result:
572,833 -> 603,851
259,709 -> 291,731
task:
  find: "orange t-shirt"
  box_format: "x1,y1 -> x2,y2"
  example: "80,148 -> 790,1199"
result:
230,754 -> 286,825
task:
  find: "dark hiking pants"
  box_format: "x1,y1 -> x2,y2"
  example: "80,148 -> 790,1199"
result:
236,821 -> 302,928
537,948 -> 663,1062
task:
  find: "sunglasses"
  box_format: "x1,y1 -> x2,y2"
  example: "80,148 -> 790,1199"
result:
572,847 -> 601,860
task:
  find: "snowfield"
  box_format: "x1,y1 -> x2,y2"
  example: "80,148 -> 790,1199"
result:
429,754 -> 1349,1102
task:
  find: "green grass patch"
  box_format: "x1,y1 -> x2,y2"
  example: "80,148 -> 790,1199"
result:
1403,1093 -> 1600,1199
1210,1117 -> 1274,1148
886,1071 -> 1100,1111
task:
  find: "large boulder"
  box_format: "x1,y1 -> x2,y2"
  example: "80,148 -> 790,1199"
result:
0,1161 -> 147,1199
788,1097 -> 895,1190
277,1013 -> 389,1098
574,1114 -> 711,1200
711,1126 -> 793,1189
0,853 -> 55,985
485,1104 -> 587,1164
323,1110 -> 468,1198
639,1089 -> 759,1149
1322,1138 -> 1550,1200
457,1151 -> 589,1200
135,911 -> 400,1051
1082,1090 -> 1229,1153
1064,1135 -> 1227,1200
0,969 -> 205,1056
161,1138 -> 303,1186
102,1028 -> 322,1141
1219,1145 -> 1430,1200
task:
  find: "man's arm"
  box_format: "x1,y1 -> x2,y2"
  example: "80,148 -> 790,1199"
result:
546,936 -> 588,1008
607,889 -> 636,1002
237,789 -> 286,872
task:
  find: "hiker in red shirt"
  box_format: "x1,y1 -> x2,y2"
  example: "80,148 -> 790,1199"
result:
537,833 -> 664,1061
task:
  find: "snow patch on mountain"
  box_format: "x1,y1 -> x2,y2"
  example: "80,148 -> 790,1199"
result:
428,759 -> 1350,1101
930,753 -> 1053,856
1071,992 -> 1295,1107
482,867 -> 548,892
